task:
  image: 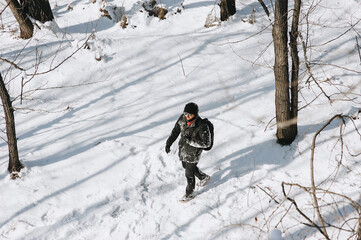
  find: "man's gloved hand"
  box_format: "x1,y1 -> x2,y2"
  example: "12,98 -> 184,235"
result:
165,145 -> 171,154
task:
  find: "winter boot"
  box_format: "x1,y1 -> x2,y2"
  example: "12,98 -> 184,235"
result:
180,192 -> 195,202
198,175 -> 211,187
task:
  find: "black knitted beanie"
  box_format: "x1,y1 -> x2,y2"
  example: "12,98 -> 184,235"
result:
183,102 -> 199,116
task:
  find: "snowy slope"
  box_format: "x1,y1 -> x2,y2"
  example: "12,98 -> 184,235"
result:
0,0 -> 360,239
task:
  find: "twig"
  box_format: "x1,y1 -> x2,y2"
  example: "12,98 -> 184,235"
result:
0,1 -> 10,15
311,18 -> 361,48
0,57 -> 25,71
213,22 -> 273,46
283,182 -> 360,210
210,222 -> 266,240
28,33 -> 94,76
256,184 -> 280,204
3,39 -> 32,81
275,202 -> 293,228
281,113 -> 361,239
20,76 -> 24,104
356,36 -> 361,64
281,182 -> 328,238
14,106 -> 70,114
316,63 -> 361,74
310,115 -> 344,239
13,79 -> 108,103
300,33 -> 331,103
264,116 -> 276,132
229,39 -> 273,69
177,53 -> 186,77
258,0 -> 270,20
298,92 -> 322,111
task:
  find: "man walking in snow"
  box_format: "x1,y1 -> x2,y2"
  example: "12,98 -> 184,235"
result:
165,102 -> 211,201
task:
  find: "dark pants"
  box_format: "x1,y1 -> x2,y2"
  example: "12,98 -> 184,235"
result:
182,161 -> 207,195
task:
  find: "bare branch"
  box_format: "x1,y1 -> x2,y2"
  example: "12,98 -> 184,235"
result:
0,1 -> 10,16
356,35 -> 361,65
316,63 -> 361,74
311,18 -> 361,48
310,114 -> 343,239
228,40 -> 273,69
28,33 -> 94,76
214,22 -> 273,46
258,0 -> 270,19
300,33 -> 331,102
177,53 -> 186,77
0,57 -> 25,71
281,182 -> 328,238
256,184 -> 280,204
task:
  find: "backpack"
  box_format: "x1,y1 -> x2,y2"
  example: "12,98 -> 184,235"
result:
202,118 -> 214,151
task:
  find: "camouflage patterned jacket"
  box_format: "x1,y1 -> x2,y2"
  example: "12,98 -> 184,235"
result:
166,114 -> 211,163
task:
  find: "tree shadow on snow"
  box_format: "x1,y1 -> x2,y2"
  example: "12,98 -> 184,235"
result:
11,17 -> 259,169
1,1 -> 355,237
0,152 -> 130,229
161,117 -> 354,239
209,139 -> 292,190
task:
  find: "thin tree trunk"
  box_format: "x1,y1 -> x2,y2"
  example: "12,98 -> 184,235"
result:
273,0 -> 297,145
227,0 -> 236,16
6,0 -> 33,39
0,74 -> 23,178
289,0 -> 301,133
220,0 -> 236,21
220,0 -> 229,21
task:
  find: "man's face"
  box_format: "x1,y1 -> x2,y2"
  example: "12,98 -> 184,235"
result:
184,113 -> 195,121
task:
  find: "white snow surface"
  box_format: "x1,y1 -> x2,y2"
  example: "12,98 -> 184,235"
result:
0,0 -> 360,239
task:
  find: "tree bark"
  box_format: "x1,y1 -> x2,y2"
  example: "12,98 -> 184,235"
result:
220,0 -> 236,21
20,0 -> 54,23
273,0 -> 297,145
227,0 -> 236,16
6,0 -> 33,39
289,0 -> 301,132
0,74 -> 23,177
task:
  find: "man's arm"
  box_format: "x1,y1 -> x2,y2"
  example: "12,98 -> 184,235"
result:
166,116 -> 182,151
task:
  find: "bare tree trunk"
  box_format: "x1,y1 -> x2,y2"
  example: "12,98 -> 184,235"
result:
220,0 -> 236,21
6,0 -> 33,39
20,0 -> 54,23
227,0 -> 236,16
273,0 -> 297,145
289,0 -> 301,133
0,74 -> 23,178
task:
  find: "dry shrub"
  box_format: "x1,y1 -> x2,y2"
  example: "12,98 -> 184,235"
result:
205,13 -> 221,28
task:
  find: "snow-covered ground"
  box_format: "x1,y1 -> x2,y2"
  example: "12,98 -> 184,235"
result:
0,0 -> 360,239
